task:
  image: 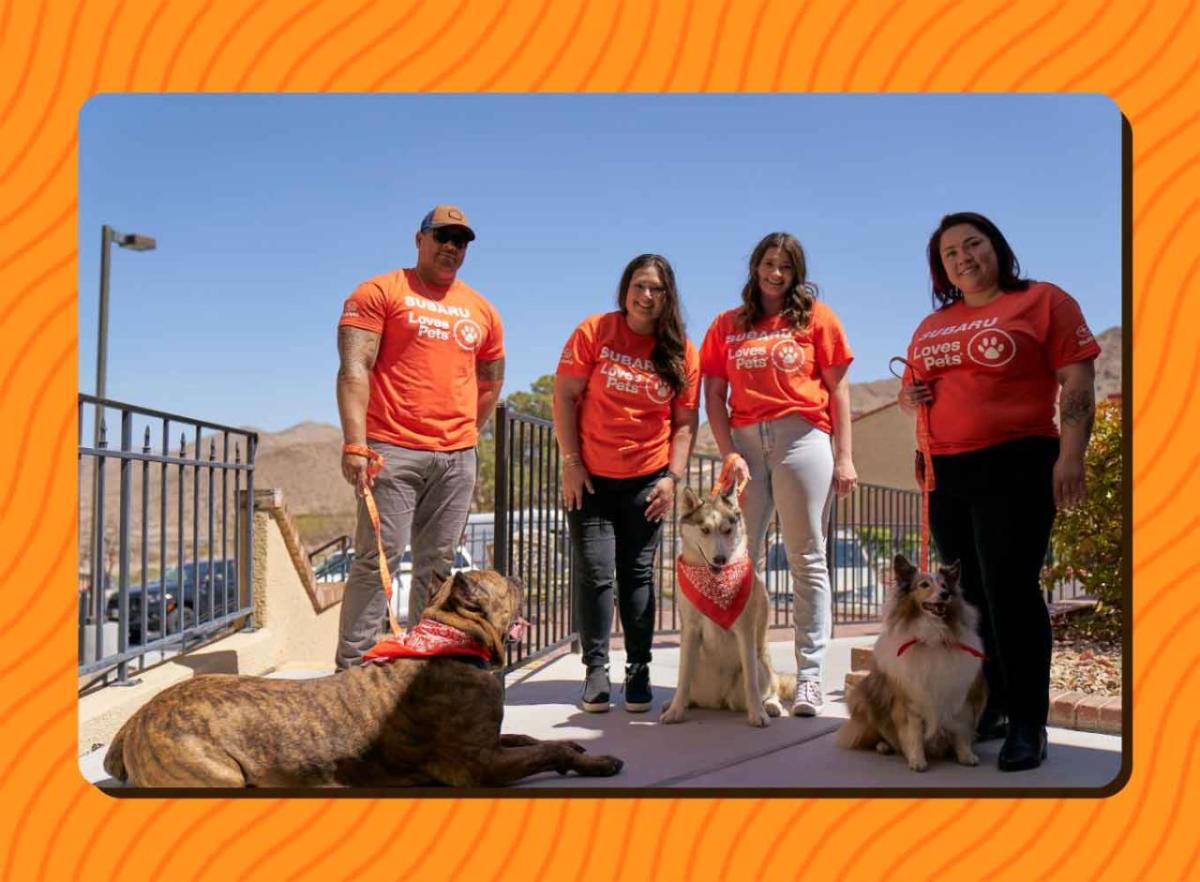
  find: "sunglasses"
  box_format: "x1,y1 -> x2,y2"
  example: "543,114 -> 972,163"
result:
431,228 -> 472,247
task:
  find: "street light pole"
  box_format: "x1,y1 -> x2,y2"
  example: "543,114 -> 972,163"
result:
88,225 -> 156,617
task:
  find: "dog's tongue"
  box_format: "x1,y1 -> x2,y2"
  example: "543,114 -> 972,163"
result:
508,617 -> 529,643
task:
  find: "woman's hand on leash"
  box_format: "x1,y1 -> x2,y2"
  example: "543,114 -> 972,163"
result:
833,455 -> 858,497
899,381 -> 933,411
1053,452 -> 1086,509
561,459 -> 594,510
644,476 -> 676,522
718,453 -> 751,493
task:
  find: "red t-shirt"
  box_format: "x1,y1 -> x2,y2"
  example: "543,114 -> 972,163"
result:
904,282 -> 1101,454
698,301 -> 853,433
556,312 -> 700,479
339,268 -> 504,451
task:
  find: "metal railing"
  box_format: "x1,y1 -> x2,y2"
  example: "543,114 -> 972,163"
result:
78,395 -> 257,689
491,404 -> 926,668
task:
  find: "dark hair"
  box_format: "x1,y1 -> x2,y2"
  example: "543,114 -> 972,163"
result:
926,212 -> 1032,309
737,232 -> 819,331
615,253 -> 688,395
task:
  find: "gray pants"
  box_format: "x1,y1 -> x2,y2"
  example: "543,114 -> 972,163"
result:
732,415 -> 834,684
335,441 -> 476,670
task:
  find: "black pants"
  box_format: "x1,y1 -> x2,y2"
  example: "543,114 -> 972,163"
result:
567,470 -> 665,668
929,436 -> 1058,726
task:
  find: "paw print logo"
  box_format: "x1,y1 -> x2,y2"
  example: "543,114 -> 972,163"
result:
453,319 -> 482,351
770,338 -> 805,373
966,329 -> 1016,368
977,335 -> 1006,360
647,378 -> 673,404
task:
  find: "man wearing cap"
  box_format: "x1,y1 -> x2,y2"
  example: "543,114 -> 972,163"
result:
334,204 -> 505,669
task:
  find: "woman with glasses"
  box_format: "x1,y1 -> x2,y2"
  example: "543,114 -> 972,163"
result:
553,254 -> 700,714
700,232 -> 856,717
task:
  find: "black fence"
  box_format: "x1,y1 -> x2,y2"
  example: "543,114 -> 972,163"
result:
77,395 -> 257,689
490,404 -> 926,668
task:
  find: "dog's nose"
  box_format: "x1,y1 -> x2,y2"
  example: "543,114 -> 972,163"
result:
713,555 -> 727,566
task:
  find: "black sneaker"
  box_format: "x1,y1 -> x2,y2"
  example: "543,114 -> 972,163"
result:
624,663 -> 652,713
975,707 -> 1009,743
581,665 -> 611,713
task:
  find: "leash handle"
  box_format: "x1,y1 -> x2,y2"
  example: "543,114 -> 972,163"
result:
343,443 -> 403,638
888,358 -> 936,573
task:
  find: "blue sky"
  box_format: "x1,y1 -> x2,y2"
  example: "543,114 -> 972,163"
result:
79,94 -> 1122,433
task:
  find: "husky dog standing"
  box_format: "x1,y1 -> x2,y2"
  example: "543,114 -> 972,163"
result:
836,555 -> 988,771
660,485 -> 796,728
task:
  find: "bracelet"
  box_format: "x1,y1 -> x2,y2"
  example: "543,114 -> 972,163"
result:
562,452 -> 583,467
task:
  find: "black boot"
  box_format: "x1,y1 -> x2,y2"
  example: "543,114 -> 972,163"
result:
998,721 -> 1047,771
623,663 -> 652,713
975,706 -> 1009,743
581,665 -> 611,713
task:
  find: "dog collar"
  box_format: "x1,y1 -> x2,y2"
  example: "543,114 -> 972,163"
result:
895,638 -> 986,659
362,618 -> 493,665
675,555 -> 753,631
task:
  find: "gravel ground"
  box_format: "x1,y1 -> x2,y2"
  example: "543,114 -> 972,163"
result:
1050,609 -> 1122,696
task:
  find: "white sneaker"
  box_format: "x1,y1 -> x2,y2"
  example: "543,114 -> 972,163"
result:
792,680 -> 823,716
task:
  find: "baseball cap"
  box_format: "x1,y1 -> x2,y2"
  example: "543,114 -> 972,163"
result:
419,204 -> 476,241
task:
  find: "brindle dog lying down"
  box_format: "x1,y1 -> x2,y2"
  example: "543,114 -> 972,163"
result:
104,570 -> 624,788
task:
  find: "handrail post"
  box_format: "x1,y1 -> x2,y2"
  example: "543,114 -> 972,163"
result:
494,402 -> 509,577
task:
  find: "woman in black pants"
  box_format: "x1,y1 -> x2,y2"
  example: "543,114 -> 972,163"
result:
553,254 -> 700,713
900,212 -> 1100,771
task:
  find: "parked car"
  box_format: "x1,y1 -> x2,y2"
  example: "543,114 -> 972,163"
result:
765,530 -> 881,605
313,545 -> 475,623
106,559 -> 240,642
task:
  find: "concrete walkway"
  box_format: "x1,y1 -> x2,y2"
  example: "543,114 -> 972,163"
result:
80,636 -> 1123,791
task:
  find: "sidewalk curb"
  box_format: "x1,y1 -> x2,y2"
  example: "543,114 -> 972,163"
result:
844,650 -> 1122,735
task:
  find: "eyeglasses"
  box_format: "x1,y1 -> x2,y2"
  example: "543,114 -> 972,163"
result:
431,228 -> 472,247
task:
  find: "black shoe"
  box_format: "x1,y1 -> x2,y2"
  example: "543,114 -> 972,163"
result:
998,722 -> 1048,771
975,707 -> 1009,743
624,663 -> 652,713
581,665 -> 611,713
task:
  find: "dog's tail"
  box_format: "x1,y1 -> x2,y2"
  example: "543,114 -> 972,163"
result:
776,672 -> 797,702
103,724 -> 128,781
834,715 -> 879,750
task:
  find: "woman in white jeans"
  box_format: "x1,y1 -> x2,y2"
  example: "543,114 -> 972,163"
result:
699,232 -> 856,715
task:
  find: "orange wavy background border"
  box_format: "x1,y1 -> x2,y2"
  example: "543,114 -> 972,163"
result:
1,0 -> 1195,878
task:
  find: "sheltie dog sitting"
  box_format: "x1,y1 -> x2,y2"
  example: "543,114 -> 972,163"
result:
836,555 -> 987,771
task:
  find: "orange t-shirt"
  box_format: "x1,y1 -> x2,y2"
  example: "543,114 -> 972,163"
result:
556,312 -> 700,479
699,301 -> 853,433
904,282 -> 1101,455
338,268 -> 504,451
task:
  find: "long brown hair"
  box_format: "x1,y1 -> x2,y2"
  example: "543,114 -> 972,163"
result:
927,212 -> 1031,309
737,232 -> 819,331
615,253 -> 687,395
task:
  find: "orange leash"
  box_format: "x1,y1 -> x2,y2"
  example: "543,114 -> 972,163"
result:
343,443 -> 403,639
889,358 -> 936,573
712,452 -> 749,499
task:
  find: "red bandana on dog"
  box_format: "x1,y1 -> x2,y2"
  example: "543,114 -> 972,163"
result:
676,555 -> 754,630
362,618 -> 492,665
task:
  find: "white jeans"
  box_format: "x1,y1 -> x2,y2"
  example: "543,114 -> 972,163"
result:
732,415 -> 834,684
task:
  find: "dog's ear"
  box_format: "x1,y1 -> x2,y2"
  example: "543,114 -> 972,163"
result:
719,482 -> 740,508
678,485 -> 702,516
893,554 -> 916,589
938,559 -> 962,587
448,571 -> 484,610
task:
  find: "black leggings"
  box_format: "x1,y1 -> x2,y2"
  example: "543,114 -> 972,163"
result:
929,436 -> 1058,726
567,470 -> 665,668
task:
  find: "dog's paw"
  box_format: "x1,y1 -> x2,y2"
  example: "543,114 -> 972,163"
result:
763,697 -> 784,718
659,703 -> 687,724
957,750 -> 980,767
595,755 -> 624,776
875,741 -> 894,755
907,757 -> 929,772
746,710 -> 770,728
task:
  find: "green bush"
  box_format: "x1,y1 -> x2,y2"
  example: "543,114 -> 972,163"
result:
1046,399 -> 1123,610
